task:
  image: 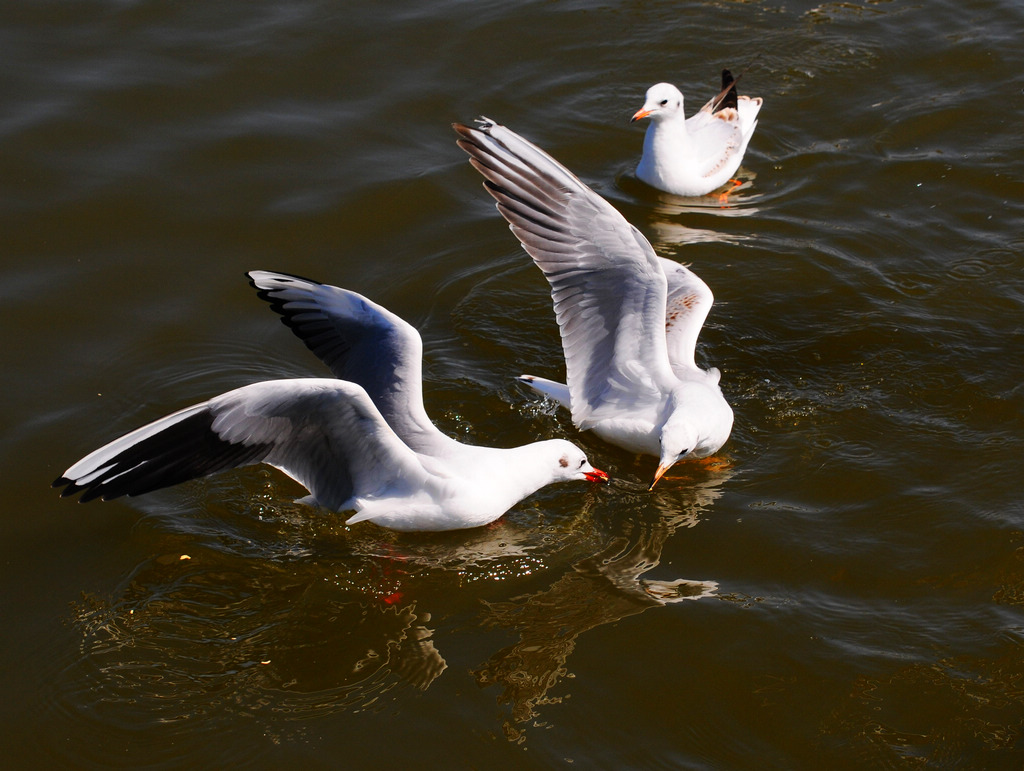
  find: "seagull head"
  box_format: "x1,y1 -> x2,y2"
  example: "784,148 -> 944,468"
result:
649,404 -> 698,488
648,379 -> 734,489
549,440 -> 609,484
649,396 -> 732,489
631,83 -> 685,124
649,441 -> 691,490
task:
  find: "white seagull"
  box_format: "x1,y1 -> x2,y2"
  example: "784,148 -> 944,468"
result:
454,119 -> 733,488
632,69 -> 762,198
53,271 -> 607,532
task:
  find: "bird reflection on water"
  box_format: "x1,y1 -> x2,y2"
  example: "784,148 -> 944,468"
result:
617,169 -> 761,248
473,466 -> 732,741
59,462 -> 730,745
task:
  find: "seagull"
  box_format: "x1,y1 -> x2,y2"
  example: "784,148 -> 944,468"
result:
454,119 -> 733,488
631,69 -> 762,197
53,271 -> 608,532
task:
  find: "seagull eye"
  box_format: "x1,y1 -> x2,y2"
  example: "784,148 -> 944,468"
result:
578,459 -> 586,468
659,99 -> 668,106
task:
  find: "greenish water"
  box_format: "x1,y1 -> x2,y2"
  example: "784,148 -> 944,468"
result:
3,0 -> 1024,767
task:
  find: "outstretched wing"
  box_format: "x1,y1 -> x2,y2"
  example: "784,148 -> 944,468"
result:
248,271 -> 449,455
53,378 -> 427,511
454,119 -> 676,429
659,258 -> 714,378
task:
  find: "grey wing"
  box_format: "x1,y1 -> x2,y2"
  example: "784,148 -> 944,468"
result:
53,378 -> 427,511
248,271 -> 443,453
659,258 -> 714,377
454,119 -> 676,428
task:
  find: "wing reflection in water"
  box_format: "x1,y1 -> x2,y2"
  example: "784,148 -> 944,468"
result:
473,464 -> 732,742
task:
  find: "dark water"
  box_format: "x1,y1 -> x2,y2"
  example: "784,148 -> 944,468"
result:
4,0 -> 1024,767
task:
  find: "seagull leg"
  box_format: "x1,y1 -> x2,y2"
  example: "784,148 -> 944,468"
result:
716,179 -> 743,203
693,456 -> 732,471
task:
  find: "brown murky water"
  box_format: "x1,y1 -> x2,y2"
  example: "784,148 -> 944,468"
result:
4,0 -> 1024,767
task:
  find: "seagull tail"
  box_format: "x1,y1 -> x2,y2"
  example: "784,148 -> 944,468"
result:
517,374 -> 571,410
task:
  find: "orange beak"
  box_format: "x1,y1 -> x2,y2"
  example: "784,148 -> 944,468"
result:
584,468 -> 609,483
648,462 -> 672,490
630,107 -> 652,124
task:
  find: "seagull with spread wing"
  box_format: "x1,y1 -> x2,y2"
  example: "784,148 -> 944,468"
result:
454,119 -> 733,488
54,272 -> 607,531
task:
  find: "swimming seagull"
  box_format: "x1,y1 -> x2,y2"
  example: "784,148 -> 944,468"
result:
53,271 -> 608,532
454,119 -> 733,489
632,69 -> 762,198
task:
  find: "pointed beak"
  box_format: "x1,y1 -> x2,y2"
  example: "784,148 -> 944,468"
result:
648,462 -> 672,490
584,468 -> 609,483
630,107 -> 652,124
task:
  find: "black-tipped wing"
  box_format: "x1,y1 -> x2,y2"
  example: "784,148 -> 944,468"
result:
54,378 -> 428,511
454,119 -> 676,429
248,271 -> 447,455
53,403 -> 270,502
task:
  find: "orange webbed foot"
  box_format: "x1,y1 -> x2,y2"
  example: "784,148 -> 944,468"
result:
716,178 -> 743,204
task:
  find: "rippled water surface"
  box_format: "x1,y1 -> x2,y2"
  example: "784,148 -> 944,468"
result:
4,0 -> 1024,767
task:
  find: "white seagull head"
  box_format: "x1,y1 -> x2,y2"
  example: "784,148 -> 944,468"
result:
631,82 -> 685,124
544,439 -> 610,485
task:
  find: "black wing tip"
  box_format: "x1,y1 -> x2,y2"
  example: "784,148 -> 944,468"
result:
716,69 -> 739,112
52,475 -> 80,498
247,269 -> 329,327
453,117 -> 497,140
247,269 -> 324,294
52,475 -> 121,502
